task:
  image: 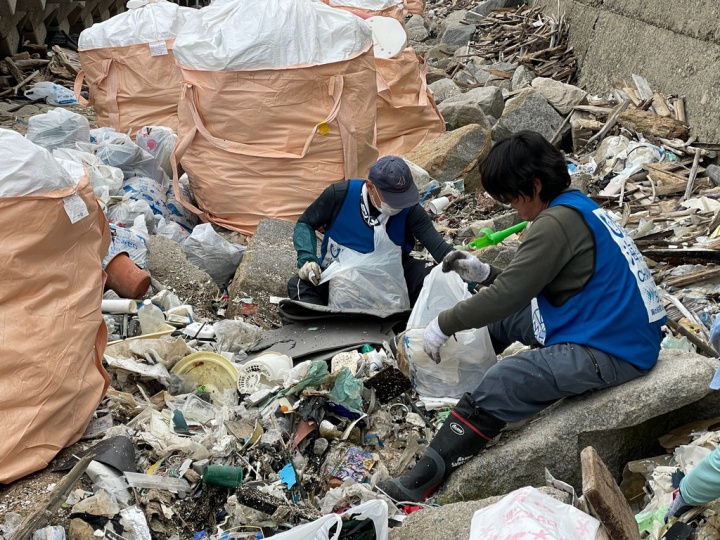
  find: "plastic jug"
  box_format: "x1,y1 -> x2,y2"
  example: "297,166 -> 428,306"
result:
138,299 -> 166,334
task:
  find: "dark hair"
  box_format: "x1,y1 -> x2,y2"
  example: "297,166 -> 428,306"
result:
480,131 -> 571,203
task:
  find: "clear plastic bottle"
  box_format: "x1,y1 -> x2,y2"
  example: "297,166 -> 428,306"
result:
138,299 -> 166,334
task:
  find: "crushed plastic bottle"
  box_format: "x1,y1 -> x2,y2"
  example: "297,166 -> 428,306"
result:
138,299 -> 166,334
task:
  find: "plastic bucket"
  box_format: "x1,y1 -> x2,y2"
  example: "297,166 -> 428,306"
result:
104,251 -> 151,299
171,351 -> 239,396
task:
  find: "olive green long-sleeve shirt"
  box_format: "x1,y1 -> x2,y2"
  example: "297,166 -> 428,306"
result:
438,204 -> 596,336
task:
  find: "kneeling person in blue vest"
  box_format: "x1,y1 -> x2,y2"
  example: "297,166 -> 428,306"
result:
378,131 -> 667,502
288,156 -> 453,307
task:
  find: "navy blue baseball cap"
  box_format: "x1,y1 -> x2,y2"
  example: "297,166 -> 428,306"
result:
368,156 -> 419,209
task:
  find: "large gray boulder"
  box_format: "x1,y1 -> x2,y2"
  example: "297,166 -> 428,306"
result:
531,77 -> 588,115
406,15 -> 429,42
512,65 -> 536,90
437,88 -> 501,131
389,487 -> 572,540
227,219 -> 296,320
439,86 -> 504,121
428,78 -> 462,104
438,351 -> 720,503
441,22 -> 477,47
403,123 -> 492,193
492,88 -> 567,142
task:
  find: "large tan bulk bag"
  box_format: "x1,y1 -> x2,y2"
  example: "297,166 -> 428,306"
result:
404,0 -> 425,15
375,48 -> 445,156
0,130 -> 110,483
172,0 -> 379,235
75,0 -> 195,135
320,0 -> 405,23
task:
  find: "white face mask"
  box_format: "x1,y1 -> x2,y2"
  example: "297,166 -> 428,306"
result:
380,202 -> 402,216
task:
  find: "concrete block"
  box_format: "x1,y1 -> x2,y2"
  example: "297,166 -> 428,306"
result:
439,351 -> 720,503
227,218 -> 297,320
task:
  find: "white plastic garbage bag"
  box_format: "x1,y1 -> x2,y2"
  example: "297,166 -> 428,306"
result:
165,176 -> 197,231
0,129 -> 78,197
270,514 -> 342,540
53,148 -> 124,203
398,265 -> 496,399
77,134 -> 166,183
172,0 -> 372,71
107,198 -> 156,233
26,108 -> 90,151
156,216 -> 189,244
469,487 -> 600,540
183,223 -> 245,288
104,216 -> 150,268
319,225 -> 410,311
120,176 -> 168,217
78,0 -> 195,50
135,126 -> 177,178
24,81 -> 77,106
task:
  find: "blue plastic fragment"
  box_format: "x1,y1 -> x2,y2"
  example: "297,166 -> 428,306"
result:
280,463 -> 297,489
194,532 -> 208,540
710,362 -> 720,390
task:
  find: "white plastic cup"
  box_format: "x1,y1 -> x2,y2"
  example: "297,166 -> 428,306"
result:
428,196 -> 450,215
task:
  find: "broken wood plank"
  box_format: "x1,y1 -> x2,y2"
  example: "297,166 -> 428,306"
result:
3,57 -> 25,84
667,318 -> 719,357
673,97 -> 687,124
0,70 -> 39,98
652,92 -> 672,117
586,100 -> 631,146
10,455 -> 93,540
682,148 -> 703,201
666,267 -> 720,288
581,446 -> 641,540
642,249 -> 720,265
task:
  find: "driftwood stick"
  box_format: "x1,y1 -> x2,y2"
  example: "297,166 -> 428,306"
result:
682,148 -> 703,201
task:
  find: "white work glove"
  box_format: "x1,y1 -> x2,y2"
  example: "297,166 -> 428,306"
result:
298,261 -> 321,286
442,251 -> 491,283
423,317 -> 449,364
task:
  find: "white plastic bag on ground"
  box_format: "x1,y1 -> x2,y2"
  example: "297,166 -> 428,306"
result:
26,108 -> 89,151
53,148 -> 123,202
120,176 -> 168,217
135,126 -> 177,178
269,514 -> 342,540
469,487 -> 600,540
183,223 -> 245,288
172,0 -> 372,71
78,0 -> 195,50
77,134 -> 166,183
107,198 -> 156,233
24,82 -> 77,106
319,226 -> 410,311
0,129 -> 77,197
398,265 -> 496,399
104,216 -> 149,268
165,176 -> 197,231
156,216 -> 189,244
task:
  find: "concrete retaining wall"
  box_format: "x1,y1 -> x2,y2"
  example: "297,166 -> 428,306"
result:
534,0 -> 720,143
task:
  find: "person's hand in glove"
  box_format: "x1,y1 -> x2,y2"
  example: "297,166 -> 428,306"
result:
666,489 -> 693,522
423,317 -> 449,364
442,251 -> 491,283
298,261 -> 321,286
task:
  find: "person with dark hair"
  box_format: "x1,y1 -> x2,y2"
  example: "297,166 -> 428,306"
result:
288,156 -> 453,307
378,130 -> 666,502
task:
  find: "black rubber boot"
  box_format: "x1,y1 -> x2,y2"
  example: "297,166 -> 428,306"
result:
377,394 -> 506,502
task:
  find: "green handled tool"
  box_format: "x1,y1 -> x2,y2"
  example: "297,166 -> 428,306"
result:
466,221 -> 529,250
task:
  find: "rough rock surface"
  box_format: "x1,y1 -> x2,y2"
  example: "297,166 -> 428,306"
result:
438,98 -> 493,131
531,77 -> 588,115
439,86 -> 505,120
147,235 -> 219,318
428,78 -> 462,104
512,65 -> 537,90
493,88 -> 567,142
441,22 -> 476,47
227,219 -> 296,320
438,351 -> 719,503
388,487 -> 572,540
403,123 -> 492,193
406,15 -> 429,42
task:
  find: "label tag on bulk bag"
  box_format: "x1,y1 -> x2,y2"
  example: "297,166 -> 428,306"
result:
63,193 -> 89,224
149,41 -> 169,57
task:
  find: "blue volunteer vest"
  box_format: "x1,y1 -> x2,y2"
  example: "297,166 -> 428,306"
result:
531,190 -> 666,370
320,180 -> 411,266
